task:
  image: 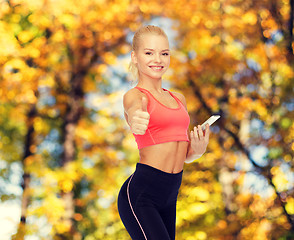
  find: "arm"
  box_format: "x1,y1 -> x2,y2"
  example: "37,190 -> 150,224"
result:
172,91 -> 210,164
123,89 -> 150,135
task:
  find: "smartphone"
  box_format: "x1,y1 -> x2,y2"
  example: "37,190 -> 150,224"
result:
201,115 -> 220,130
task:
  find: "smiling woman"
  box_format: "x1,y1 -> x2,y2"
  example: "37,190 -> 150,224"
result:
117,25 -> 210,240
131,33 -> 170,82
129,26 -> 170,81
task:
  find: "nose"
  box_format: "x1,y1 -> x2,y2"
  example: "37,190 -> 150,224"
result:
154,53 -> 162,63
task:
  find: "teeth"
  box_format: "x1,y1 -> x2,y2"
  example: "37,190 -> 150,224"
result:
150,66 -> 163,70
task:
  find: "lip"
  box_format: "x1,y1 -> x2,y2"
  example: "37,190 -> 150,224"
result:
149,66 -> 164,71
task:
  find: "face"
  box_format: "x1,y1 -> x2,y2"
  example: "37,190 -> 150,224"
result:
132,33 -> 170,80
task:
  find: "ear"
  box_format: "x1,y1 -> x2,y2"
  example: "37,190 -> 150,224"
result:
131,51 -> 138,65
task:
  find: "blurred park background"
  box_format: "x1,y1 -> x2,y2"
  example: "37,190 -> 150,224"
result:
0,0 -> 293,239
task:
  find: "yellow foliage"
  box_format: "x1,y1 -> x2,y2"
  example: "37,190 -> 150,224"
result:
283,154 -> 292,162
59,13 -> 76,28
0,21 -> 20,58
194,231 -> 207,240
228,95 -> 254,121
235,193 -> 252,207
191,15 -> 201,25
33,117 -> 50,134
223,16 -> 237,29
103,52 -> 117,65
83,75 -> 96,92
285,197 -> 294,214
43,169 -> 58,186
0,1 -> 292,239
97,64 -> 108,74
242,11 -> 257,25
190,202 -> 209,215
59,179 -> 74,193
261,72 -> 272,89
51,30 -> 66,43
33,194 -> 65,223
4,58 -> 27,70
223,136 -> 235,149
18,30 -> 34,43
201,154 -> 217,168
75,125 -> 96,142
55,221 -> 72,234
23,45 -> 41,58
277,62 -> 294,79
272,170 -> 289,192
252,100 -> 268,120
217,220 -> 228,229
39,75 -> 55,88
240,219 -> 271,240
188,187 -> 210,201
225,42 -> 244,60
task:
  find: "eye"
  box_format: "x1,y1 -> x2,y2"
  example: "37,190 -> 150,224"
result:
162,52 -> 169,56
145,52 -> 152,55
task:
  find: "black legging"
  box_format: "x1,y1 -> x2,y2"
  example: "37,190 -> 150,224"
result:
117,163 -> 183,240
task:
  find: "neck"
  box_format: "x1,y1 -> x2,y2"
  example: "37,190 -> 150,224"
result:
137,76 -> 163,93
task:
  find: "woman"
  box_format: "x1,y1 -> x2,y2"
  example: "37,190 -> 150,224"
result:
117,25 -> 210,240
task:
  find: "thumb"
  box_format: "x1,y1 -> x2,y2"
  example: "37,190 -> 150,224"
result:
142,96 -> 148,112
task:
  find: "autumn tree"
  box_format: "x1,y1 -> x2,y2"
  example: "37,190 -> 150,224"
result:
166,0 -> 294,239
0,0 -> 293,240
1,0 -> 149,239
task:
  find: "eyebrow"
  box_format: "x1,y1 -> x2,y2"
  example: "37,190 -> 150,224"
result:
144,48 -> 170,52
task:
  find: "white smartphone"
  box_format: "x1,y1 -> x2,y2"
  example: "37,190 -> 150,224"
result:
201,115 -> 220,130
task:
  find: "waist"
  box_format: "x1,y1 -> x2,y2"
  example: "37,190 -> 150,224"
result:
135,163 -> 183,184
138,141 -> 189,173
132,163 -> 183,200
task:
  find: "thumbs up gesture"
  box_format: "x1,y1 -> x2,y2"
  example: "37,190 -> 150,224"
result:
130,97 -> 150,135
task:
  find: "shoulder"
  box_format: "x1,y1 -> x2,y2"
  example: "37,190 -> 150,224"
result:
123,87 -> 145,101
123,87 -> 147,108
171,91 -> 187,107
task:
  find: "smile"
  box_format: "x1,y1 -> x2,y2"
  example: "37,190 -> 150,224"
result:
149,66 -> 164,71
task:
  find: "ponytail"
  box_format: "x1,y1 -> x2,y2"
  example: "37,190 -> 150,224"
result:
128,61 -> 138,82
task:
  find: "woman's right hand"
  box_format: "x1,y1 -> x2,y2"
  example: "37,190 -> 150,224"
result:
129,97 -> 150,135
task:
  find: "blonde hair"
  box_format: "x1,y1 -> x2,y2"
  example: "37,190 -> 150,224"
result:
129,25 -> 168,81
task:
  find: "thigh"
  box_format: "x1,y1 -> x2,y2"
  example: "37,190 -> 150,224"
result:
159,202 -> 177,240
118,174 -> 172,240
135,204 -> 171,240
118,190 -> 147,240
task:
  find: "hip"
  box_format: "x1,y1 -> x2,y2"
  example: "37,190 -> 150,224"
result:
119,163 -> 183,206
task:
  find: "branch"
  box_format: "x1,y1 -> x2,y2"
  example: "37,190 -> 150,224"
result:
289,0 -> 294,57
187,76 -> 294,231
268,0 -> 294,63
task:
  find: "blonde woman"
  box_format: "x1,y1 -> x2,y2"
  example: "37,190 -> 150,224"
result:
118,25 -> 210,240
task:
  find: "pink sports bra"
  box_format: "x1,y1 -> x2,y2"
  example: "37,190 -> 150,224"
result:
133,87 -> 190,149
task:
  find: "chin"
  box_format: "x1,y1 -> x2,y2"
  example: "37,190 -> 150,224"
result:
148,73 -> 165,80
147,70 -> 167,79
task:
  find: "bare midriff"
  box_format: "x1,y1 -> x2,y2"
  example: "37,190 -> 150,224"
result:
138,141 -> 189,173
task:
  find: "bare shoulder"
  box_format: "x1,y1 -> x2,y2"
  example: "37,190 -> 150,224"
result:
123,88 -> 146,109
172,91 -> 187,107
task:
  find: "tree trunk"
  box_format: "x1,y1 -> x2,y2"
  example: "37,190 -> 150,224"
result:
13,104 -> 37,240
57,72 -> 84,239
288,0 -> 294,60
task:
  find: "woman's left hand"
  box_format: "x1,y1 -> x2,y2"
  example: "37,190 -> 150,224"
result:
190,124 -> 210,156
